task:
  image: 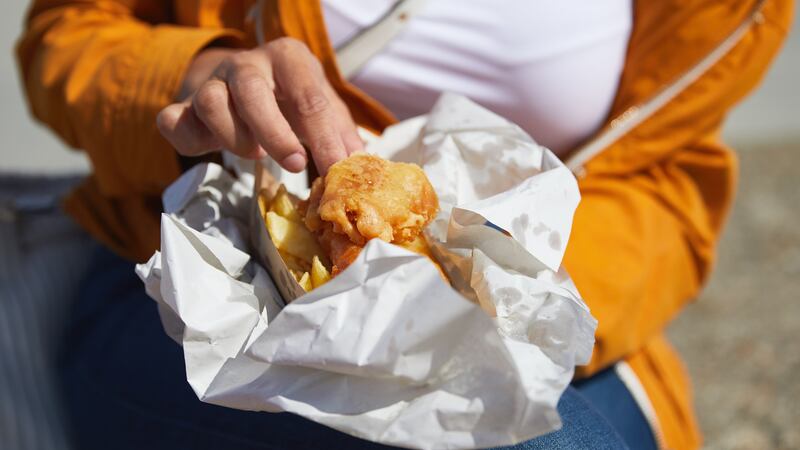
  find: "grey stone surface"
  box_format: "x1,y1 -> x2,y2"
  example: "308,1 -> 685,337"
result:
668,136 -> 800,450
668,13 -> 800,449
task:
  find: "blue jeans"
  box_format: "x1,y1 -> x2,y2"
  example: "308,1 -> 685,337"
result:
58,247 -> 656,450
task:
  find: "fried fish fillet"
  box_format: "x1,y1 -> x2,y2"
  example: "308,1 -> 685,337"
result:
300,153 -> 445,278
313,224 -> 362,276
304,153 -> 439,246
306,222 -> 439,276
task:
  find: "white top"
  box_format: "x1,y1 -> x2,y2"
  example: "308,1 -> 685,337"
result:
322,0 -> 632,156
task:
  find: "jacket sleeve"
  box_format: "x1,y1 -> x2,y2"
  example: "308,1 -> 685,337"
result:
16,1 -> 244,197
567,142 -> 733,376
568,0 -> 793,376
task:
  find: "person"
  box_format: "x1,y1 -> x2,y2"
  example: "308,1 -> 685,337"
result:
15,1 -> 792,449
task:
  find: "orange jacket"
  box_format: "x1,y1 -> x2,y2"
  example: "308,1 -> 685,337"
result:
16,1 -> 793,449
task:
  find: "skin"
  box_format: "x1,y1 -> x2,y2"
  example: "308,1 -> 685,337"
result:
156,38 -> 363,175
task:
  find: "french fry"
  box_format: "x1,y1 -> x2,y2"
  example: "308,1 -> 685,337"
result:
261,183 -> 335,293
269,185 -> 302,222
310,255 -> 331,288
265,211 -> 326,264
297,271 -> 312,292
280,250 -> 311,273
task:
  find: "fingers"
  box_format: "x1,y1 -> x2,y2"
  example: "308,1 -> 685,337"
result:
157,38 -> 363,174
192,79 -> 266,160
159,79 -> 271,161
156,101 -> 220,156
325,83 -> 364,156
226,61 -> 307,171
269,40 -> 349,175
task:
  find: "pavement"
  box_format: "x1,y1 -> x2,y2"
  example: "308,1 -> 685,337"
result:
667,136 -> 800,450
1,1 -> 798,448
666,15 -> 800,449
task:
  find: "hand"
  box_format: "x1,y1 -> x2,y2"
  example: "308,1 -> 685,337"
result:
156,38 -> 363,175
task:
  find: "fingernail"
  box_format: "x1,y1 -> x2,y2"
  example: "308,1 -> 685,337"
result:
280,153 -> 307,172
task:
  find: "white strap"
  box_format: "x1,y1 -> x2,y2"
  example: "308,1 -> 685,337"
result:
248,0 -> 764,174
565,0 -> 767,174
334,0 -> 430,79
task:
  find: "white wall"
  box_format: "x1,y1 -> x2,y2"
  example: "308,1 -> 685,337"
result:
722,14 -> 800,146
0,1 -> 90,173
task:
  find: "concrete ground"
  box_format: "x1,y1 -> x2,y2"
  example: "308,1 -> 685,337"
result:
1,1 -> 798,448
667,136 -> 800,450
666,15 -> 800,449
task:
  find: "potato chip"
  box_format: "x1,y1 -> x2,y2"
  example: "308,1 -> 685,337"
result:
297,271 -> 312,292
310,255 -> 331,288
280,250 -> 311,273
265,211 -> 325,264
269,185 -> 302,222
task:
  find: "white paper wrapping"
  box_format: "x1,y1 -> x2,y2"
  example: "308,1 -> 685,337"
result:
136,94 -> 597,449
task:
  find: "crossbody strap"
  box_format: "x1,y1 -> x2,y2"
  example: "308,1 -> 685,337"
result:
565,0 -> 768,175
250,0 -> 429,76
250,0 -> 766,175
334,0 -> 430,78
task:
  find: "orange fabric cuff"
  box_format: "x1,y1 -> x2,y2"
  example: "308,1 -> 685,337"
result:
110,26 -> 245,195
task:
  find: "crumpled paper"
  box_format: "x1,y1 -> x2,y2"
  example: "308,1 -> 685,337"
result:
136,93 -> 597,449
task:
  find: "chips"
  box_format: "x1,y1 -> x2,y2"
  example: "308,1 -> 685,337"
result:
262,185 -> 333,293
269,185 -> 302,222
311,255 -> 331,288
265,211 -> 325,263
297,271 -> 313,292
279,249 -> 311,273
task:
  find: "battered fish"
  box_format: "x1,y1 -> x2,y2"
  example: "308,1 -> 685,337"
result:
304,153 -> 439,246
300,153 -> 444,278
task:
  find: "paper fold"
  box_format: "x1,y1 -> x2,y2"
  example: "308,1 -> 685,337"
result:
136,94 -> 597,450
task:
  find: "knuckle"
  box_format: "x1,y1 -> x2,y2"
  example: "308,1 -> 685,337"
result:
227,51 -> 263,73
230,67 -> 266,103
193,82 -> 227,117
330,94 -> 352,118
267,37 -> 306,54
227,51 -> 251,67
155,108 -> 175,134
293,89 -> 330,118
